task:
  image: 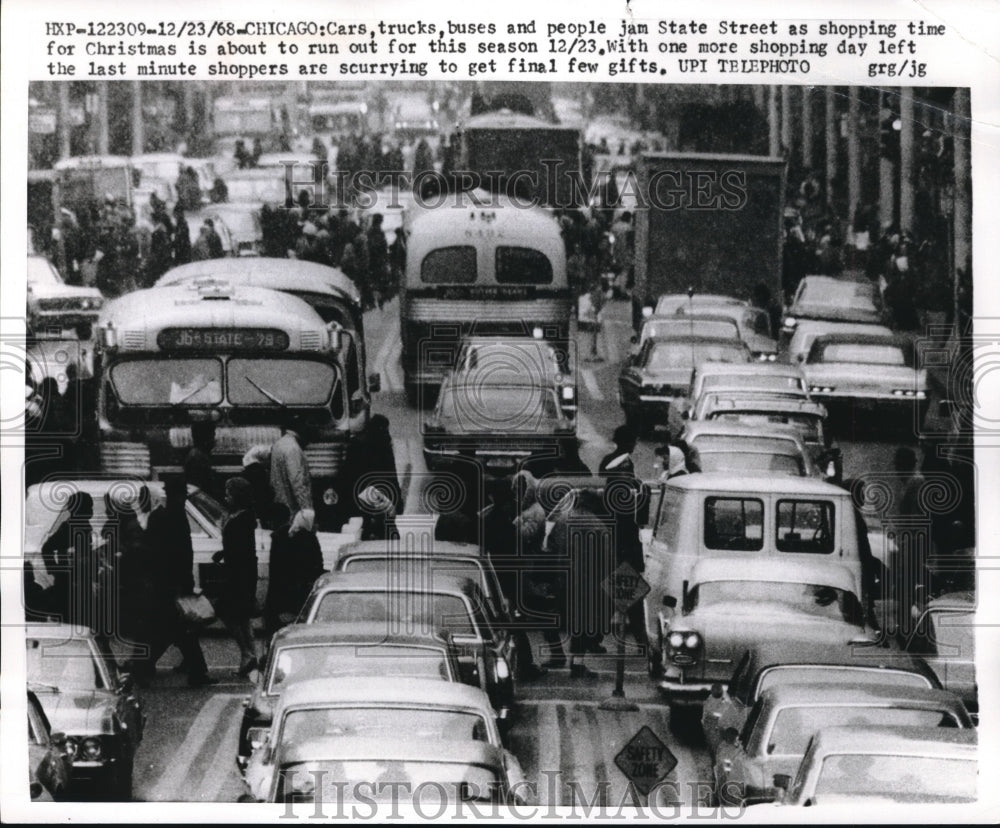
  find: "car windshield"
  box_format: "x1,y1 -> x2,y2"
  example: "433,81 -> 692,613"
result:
227,359 -> 338,405
313,591 -> 477,636
709,412 -> 821,443
646,341 -> 748,370
26,637 -> 104,690
267,644 -> 450,694
28,258 -> 62,286
280,707 -> 490,745
758,666 -> 931,697
278,760 -> 501,804
685,580 -> 862,624
815,343 -> 909,366
437,385 -> 562,429
813,755 -> 976,802
111,359 -> 223,405
697,451 -> 804,476
770,706 -> 963,755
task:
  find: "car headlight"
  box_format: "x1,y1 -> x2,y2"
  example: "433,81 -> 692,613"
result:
783,317 -> 797,328
81,737 -> 102,760
562,386 -> 574,401
683,633 -> 701,649
668,632 -> 684,649
63,737 -> 79,759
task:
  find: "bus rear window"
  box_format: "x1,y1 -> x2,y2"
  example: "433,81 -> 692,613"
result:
496,247 -> 553,284
421,247 -> 477,284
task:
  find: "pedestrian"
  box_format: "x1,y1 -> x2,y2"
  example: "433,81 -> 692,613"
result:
599,424 -> 638,478
39,491 -> 94,627
263,502 -> 324,638
269,413 -> 314,530
184,422 -> 219,499
890,446 -> 927,634
235,139 -> 251,170
204,219 -> 224,259
139,477 -> 216,687
172,204 -> 192,266
367,214 -> 389,309
209,177 -> 229,204
147,210 -> 173,285
212,476 -> 260,677
191,223 -> 214,261
242,444 -> 274,526
358,485 -> 399,541
510,471 -> 553,679
657,445 -> 689,481
348,414 -> 401,513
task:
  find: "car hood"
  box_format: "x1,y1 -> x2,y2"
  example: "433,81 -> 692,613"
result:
34,690 -> 116,735
28,283 -> 104,301
804,363 -> 926,388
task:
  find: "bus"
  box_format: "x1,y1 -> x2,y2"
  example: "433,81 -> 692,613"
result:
400,189 -> 571,405
95,283 -> 359,530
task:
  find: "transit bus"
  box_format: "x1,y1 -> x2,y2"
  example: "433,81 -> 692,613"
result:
95,283 -> 359,529
400,189 -> 572,405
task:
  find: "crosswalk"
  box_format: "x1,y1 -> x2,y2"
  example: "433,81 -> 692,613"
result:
133,689 -> 712,808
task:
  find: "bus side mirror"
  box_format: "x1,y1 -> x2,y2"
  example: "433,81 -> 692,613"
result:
368,372 -> 381,393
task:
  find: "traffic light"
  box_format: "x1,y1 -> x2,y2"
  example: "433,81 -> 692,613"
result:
879,111 -> 901,162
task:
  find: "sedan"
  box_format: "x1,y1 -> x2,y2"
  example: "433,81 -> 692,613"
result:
619,336 -> 751,436
678,423 -> 817,478
802,333 -> 928,421
424,378 -> 577,478
782,319 -> 894,364
27,255 -> 104,337
237,622 -> 464,770
635,314 -> 741,350
686,363 -> 808,417
28,689 -> 72,801
653,293 -> 745,316
776,725 -> 977,806
699,396 -> 830,463
673,304 -> 778,360
297,572 -> 518,720
243,677 -> 524,803
702,637 -> 942,756
782,275 -> 886,334
713,683 -> 971,805
25,624 -> 145,800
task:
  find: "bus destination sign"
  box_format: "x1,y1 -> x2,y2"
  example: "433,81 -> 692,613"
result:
157,328 -> 290,352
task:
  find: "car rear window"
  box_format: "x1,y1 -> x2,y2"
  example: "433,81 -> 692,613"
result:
816,343 -> 908,366
704,497 -> 764,551
312,591 -> 476,636
757,666 -> 932,697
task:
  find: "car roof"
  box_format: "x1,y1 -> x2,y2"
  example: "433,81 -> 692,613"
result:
703,396 -> 827,416
689,558 -> 858,593
682,422 -> 808,445
268,621 -> 450,648
664,472 -> 844,496
309,571 -> 480,596
810,333 -> 915,349
926,591 -> 975,610
759,682 -> 965,708
806,725 -> 976,757
746,639 -> 934,677
276,676 -> 492,711
337,539 -> 483,559
280,735 -> 501,767
155,258 -> 360,306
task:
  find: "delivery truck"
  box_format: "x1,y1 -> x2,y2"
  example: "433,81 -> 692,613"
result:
632,153 -> 786,330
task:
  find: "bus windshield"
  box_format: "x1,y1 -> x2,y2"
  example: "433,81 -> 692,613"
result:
228,359 -> 337,405
111,359 -> 223,405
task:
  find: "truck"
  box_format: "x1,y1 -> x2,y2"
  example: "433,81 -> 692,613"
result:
632,153 -> 786,330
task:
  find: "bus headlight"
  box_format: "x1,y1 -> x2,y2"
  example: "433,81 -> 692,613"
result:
532,327 -> 544,339
561,386 -> 574,401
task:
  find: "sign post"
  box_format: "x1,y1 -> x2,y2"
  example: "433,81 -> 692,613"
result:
599,562 -> 649,711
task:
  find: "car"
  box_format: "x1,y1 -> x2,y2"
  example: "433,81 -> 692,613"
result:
801,333 -> 928,420
650,557 -> 877,713
642,473 -> 875,662
237,622 -> 464,771
673,304 -> 778,361
635,314 -> 742,351
653,293 -> 745,316
334,539 -> 510,621
27,255 -> 104,340
782,319 -> 894,364
243,677 -> 524,803
677,422 -> 818,478
782,275 -> 886,336
686,363 -> 809,418
222,167 -> 290,204
702,638 -> 942,755
296,572 -> 518,720
698,396 -> 830,463
713,682 -> 971,805
423,377 -> 577,478
774,725 -> 977,806
23,479 -> 359,620
619,336 -> 752,436
25,624 -> 145,800
27,689 -> 72,801
451,336 -> 577,419
187,204 -> 263,257
688,387 -> 812,424
903,590 -> 977,721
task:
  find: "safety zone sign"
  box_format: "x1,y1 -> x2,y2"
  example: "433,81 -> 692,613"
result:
614,725 -> 677,797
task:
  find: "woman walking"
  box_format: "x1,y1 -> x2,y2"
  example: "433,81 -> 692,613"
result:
213,477 -> 260,677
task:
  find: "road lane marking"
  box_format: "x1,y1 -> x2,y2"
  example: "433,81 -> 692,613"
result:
536,700 -> 560,806
199,698 -> 246,802
371,315 -> 400,384
580,368 -> 604,401
384,338 -> 403,391
564,704 -> 600,807
148,694 -> 230,802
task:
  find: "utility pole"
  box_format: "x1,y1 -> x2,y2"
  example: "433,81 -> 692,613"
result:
847,87 -> 861,232
96,81 -> 110,155
57,82 -> 72,160
825,86 -> 838,214
780,86 -> 792,158
768,86 -> 780,156
131,81 -> 145,156
899,87 -> 915,234
802,86 -> 814,171
879,88 -> 897,230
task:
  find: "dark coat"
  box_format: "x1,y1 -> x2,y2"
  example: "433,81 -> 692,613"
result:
219,509 -> 258,619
